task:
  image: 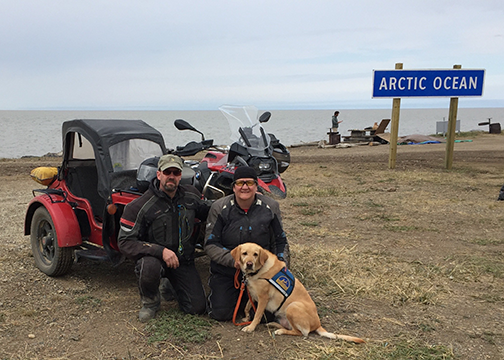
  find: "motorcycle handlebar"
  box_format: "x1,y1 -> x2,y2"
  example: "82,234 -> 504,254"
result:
172,139 -> 215,157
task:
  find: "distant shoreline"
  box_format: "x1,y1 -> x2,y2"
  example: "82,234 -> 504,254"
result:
2,108 -> 503,158
2,105 -> 503,111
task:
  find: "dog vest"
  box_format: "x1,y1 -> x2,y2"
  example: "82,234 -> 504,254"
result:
265,267 -> 295,313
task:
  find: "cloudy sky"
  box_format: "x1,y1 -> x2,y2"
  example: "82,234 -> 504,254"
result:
1,1 -> 503,110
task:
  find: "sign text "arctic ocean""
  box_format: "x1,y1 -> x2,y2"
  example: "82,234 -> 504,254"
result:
372,69 -> 485,98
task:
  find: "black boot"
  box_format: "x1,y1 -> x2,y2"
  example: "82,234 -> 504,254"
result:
139,293 -> 160,322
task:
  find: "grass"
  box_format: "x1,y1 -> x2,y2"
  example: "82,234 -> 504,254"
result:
383,224 -> 422,232
363,340 -> 455,360
279,338 -> 454,360
470,238 -> 504,246
290,243 -> 443,305
468,256 -> 504,278
430,130 -> 486,138
471,293 -> 504,303
456,130 -> 488,138
268,154 -> 504,359
75,295 -> 102,308
289,186 -> 339,197
300,208 -> 323,216
365,200 -> 384,208
132,239 -> 465,358
19,309 -> 38,317
356,213 -> 400,222
293,202 -> 309,207
145,308 -> 215,344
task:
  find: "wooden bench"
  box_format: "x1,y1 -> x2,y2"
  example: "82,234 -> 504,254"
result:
343,119 -> 390,143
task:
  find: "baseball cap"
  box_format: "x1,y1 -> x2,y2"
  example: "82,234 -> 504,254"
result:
158,154 -> 183,172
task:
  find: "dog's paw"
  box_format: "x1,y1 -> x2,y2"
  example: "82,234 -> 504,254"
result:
274,329 -> 284,336
241,316 -> 250,323
241,325 -> 256,333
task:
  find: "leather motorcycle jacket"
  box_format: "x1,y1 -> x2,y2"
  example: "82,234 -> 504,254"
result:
205,194 -> 288,275
118,179 -> 209,263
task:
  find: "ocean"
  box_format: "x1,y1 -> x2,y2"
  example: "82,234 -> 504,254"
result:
1,107 -> 503,159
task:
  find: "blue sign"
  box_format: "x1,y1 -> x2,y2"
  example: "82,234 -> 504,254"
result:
372,69 -> 485,98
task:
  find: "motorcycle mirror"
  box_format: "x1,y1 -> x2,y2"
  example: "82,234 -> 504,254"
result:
259,111 -> 271,123
174,119 -> 205,141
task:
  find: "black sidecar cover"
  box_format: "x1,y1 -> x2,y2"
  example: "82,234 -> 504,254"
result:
61,119 -> 167,200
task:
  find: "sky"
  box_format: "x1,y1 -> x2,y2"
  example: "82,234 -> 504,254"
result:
1,0 -> 503,110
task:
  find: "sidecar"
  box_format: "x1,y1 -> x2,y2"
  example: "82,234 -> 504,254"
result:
24,119 -> 168,276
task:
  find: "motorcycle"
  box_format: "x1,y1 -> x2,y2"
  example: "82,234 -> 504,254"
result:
173,105 -> 290,200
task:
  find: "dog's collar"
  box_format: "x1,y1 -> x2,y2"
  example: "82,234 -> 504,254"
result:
243,269 -> 260,278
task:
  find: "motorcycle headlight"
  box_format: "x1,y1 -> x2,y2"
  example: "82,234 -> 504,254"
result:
258,162 -> 272,171
249,157 -> 276,174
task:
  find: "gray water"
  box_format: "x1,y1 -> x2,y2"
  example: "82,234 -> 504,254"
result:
1,108 -> 503,158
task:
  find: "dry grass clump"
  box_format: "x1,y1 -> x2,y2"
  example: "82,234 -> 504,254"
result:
280,337 -> 455,360
290,243 -> 445,306
288,185 -> 340,198
446,254 -> 504,281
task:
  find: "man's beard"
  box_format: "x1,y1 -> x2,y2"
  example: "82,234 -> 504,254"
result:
163,181 -> 177,193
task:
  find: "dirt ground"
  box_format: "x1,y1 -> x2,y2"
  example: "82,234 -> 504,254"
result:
1,133 -> 504,359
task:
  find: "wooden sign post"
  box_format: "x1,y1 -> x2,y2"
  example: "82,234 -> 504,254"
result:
444,65 -> 461,169
388,63 -> 402,169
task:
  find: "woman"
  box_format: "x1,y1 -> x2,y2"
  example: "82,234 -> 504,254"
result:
204,166 -> 289,321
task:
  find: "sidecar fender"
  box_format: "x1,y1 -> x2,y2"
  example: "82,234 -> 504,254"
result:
25,195 -> 82,247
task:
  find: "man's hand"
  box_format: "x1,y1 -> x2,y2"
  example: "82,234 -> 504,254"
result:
234,260 -> 240,270
162,248 -> 179,269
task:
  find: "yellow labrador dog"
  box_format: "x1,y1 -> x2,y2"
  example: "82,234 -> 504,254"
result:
231,243 -> 365,343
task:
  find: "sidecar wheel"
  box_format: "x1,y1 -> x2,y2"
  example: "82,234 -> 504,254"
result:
30,207 -> 74,276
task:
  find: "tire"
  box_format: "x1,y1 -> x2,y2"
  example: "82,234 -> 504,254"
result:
30,207 -> 74,276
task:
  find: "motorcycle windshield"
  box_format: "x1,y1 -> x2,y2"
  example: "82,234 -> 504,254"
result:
219,105 -> 271,155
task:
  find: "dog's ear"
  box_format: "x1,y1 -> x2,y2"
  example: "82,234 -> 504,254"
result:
230,245 -> 241,262
258,248 -> 269,266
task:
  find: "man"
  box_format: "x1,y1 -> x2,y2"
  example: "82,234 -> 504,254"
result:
118,154 -> 210,322
331,110 -> 342,132
205,166 -> 288,321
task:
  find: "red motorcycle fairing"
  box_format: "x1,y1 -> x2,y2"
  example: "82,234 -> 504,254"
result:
202,150 -> 287,197
260,175 -> 286,193
201,151 -> 227,166
257,175 -> 287,199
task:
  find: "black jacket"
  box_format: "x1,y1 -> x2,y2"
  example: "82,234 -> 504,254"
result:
205,194 -> 288,275
118,180 -> 210,263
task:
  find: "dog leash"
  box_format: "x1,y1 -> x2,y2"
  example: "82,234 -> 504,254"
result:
232,269 -> 257,326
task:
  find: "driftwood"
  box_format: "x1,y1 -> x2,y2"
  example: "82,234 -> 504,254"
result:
289,141 -> 320,148
289,140 -> 383,149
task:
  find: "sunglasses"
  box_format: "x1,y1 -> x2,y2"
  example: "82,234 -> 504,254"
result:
234,179 -> 257,187
162,168 -> 182,176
